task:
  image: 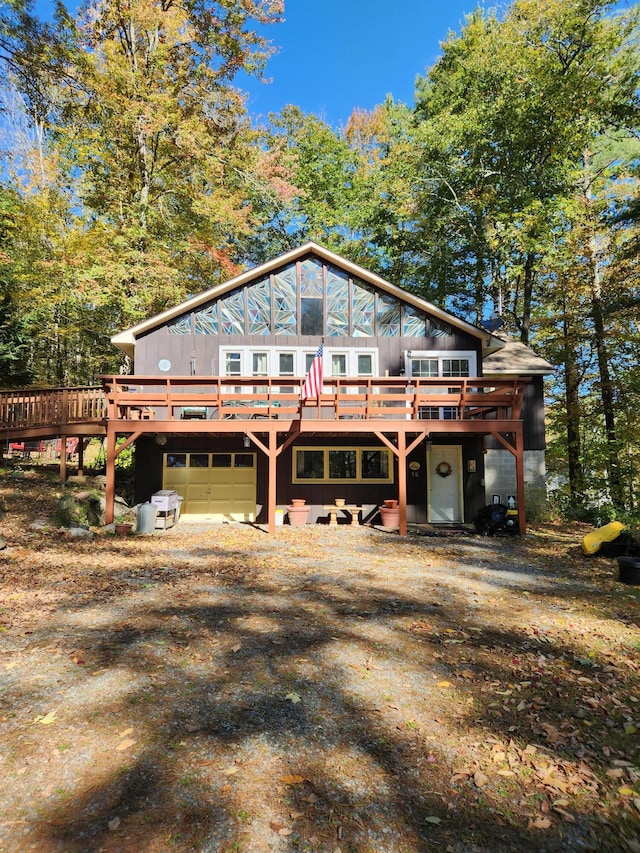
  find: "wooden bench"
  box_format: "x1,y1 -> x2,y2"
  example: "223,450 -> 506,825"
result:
323,505 -> 364,526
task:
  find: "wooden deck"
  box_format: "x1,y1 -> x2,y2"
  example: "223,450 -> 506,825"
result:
1,377 -> 530,535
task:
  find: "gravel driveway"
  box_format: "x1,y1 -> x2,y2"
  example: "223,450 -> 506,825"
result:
1,515 -> 639,853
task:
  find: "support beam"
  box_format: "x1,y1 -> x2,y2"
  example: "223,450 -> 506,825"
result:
397,431 -> 408,536
514,426 -> 526,535
267,431 -> 277,534
77,437 -> 85,477
105,427 -> 117,524
59,438 -> 67,483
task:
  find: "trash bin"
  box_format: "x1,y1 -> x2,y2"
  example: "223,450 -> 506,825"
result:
136,502 -> 157,534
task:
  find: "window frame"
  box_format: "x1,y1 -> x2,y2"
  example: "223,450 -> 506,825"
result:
292,446 -> 393,484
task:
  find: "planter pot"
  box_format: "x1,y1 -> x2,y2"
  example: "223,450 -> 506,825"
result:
115,522 -> 133,536
379,506 -> 400,529
618,556 -> 640,585
335,499 -> 346,507
383,500 -> 398,509
290,499 -> 306,507
287,505 -> 310,527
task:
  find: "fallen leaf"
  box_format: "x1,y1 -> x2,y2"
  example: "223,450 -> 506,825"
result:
116,739 -> 136,752
231,643 -> 242,653
278,828 -> 293,836
280,774 -> 305,785
222,767 -> 239,776
619,786 -> 635,796
36,710 -> 57,726
108,817 -> 121,830
119,727 -> 135,738
285,692 -> 301,704
437,681 -> 452,688
530,817 -> 552,829
474,771 -> 489,788
424,816 -> 441,824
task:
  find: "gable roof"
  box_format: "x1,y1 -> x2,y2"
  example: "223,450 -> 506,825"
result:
111,242 -> 503,359
482,339 -> 554,375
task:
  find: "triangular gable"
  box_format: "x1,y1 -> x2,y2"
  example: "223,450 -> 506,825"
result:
112,242 -> 496,358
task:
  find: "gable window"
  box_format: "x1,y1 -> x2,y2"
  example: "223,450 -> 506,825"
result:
293,447 -> 393,483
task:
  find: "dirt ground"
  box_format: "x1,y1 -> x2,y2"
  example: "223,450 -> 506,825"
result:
0,469 -> 639,853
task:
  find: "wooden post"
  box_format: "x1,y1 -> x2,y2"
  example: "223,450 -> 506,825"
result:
397,431 -> 408,536
268,430 -> 277,534
59,437 -> 67,483
105,427 -> 117,524
77,437 -> 84,477
514,425 -> 526,535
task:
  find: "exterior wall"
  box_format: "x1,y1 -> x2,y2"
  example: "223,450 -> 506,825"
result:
133,329 -> 482,379
484,448 -> 547,513
135,434 -> 488,526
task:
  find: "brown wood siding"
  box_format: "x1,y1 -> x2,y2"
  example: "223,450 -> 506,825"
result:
134,327 -> 483,378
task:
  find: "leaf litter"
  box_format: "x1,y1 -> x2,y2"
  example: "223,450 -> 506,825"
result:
0,469 -> 639,851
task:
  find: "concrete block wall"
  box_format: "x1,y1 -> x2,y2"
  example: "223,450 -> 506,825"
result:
484,449 -> 546,514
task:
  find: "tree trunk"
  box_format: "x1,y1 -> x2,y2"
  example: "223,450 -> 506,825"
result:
562,294 -> 584,504
583,152 -> 623,510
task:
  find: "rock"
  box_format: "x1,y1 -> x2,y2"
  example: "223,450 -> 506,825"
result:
30,519 -> 50,530
0,535 -> 6,550
68,527 -> 95,540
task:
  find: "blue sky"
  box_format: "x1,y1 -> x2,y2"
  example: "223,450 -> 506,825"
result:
241,0 -> 480,127
34,0 -> 481,127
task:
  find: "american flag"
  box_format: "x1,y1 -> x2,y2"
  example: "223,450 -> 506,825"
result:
301,342 -> 324,400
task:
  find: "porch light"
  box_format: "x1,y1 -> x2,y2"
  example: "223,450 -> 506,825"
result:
243,434 -> 251,448
155,433 -> 167,446
425,434 -> 433,452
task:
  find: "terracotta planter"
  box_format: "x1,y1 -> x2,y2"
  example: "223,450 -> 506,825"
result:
115,522 -> 133,536
290,499 -> 306,507
379,506 -> 400,529
287,505 -> 310,527
383,499 -> 398,509
335,499 -> 346,507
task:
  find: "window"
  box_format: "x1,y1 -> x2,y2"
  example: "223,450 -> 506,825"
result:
252,352 -> 268,376
329,449 -> 356,479
331,354 -> 347,377
296,449 -> 325,480
190,454 -> 209,468
279,353 -> 294,376
225,352 -> 241,376
407,352 -> 474,420
357,354 -> 373,376
293,447 -> 393,483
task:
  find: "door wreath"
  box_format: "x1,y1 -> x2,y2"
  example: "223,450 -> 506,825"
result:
435,461 -> 453,478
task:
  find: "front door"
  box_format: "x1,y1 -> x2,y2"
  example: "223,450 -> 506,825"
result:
427,445 -> 462,523
162,452 -> 256,521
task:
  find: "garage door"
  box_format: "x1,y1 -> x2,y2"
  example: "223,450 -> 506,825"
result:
162,452 -> 256,522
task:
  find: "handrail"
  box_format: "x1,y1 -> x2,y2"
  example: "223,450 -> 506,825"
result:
99,375 -> 530,422
0,377 -> 530,431
0,386 -> 106,429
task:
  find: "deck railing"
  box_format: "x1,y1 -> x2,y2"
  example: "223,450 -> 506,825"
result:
0,386 -> 106,429
100,375 -> 529,423
0,377 -> 529,433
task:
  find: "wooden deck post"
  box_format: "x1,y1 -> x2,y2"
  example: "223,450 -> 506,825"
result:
59,438 -> 67,483
268,430 -> 277,534
77,437 -> 85,477
105,427 -> 117,524
514,425 -> 526,535
397,431 -> 408,536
